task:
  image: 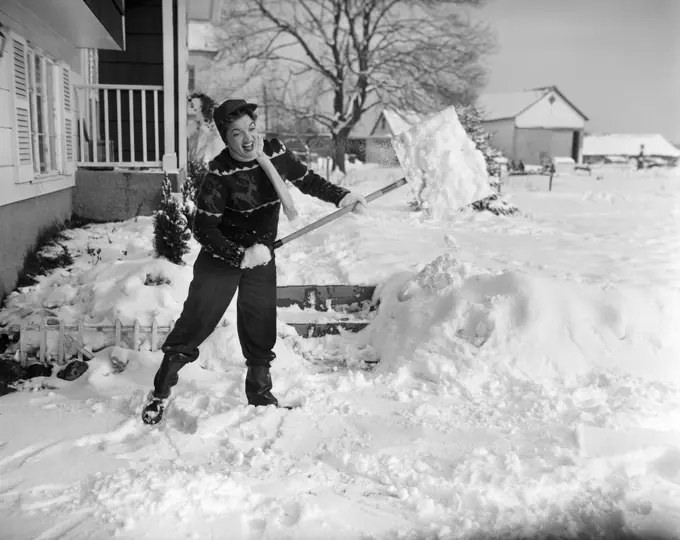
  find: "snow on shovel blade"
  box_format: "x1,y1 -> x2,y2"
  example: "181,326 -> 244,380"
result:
391,105 -> 494,220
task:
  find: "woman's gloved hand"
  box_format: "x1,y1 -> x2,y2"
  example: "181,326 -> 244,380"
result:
241,243 -> 272,269
338,192 -> 368,214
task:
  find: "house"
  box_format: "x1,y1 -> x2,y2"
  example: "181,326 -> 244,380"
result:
582,133 -> 680,166
187,21 -> 226,95
365,108 -> 424,165
477,86 -> 588,166
1,0 -> 208,300
0,0 -> 124,300
73,0 -> 190,223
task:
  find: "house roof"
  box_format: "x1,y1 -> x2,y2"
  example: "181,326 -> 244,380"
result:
188,21 -> 226,52
369,109 -> 424,136
583,133 -> 680,158
383,110 -> 424,135
477,86 -> 588,122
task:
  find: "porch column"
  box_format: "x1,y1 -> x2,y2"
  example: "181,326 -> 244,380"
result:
162,0 -> 177,170
177,0 -> 188,172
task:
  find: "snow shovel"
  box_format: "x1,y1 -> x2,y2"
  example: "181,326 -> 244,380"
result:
273,104 -> 494,249
272,177 -> 407,249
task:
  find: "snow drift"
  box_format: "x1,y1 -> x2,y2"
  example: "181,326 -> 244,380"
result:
368,252 -> 680,385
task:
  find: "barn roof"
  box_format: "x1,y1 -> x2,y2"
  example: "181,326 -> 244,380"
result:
583,133 -> 680,158
477,86 -> 588,122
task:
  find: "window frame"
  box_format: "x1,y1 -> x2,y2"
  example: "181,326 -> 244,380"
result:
26,45 -> 64,179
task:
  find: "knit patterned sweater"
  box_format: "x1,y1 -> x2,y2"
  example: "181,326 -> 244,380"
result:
193,137 -> 350,268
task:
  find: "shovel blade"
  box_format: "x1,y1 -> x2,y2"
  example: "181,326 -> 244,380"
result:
391,106 -> 494,219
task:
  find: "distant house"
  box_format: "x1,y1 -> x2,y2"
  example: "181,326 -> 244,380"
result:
583,134 -> 680,166
0,0 -> 124,300
477,86 -> 588,165
187,21 -> 226,95
364,109 -> 424,165
1,0 -> 214,300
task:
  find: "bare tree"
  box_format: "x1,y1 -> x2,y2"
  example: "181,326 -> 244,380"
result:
218,0 -> 494,173
262,73 -> 331,163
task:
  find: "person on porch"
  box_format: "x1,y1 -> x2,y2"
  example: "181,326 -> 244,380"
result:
142,98 -> 367,424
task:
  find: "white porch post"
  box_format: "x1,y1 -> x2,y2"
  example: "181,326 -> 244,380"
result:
162,0 -> 177,171
177,0 -> 188,172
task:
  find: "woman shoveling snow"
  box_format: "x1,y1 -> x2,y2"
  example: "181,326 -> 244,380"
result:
142,98 -> 367,425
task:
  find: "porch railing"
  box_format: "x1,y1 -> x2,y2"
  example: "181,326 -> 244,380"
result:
74,84 -> 164,168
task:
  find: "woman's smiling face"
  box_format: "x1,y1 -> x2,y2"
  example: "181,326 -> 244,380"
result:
226,114 -> 258,160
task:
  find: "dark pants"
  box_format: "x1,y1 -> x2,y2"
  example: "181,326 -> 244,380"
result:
152,249 -> 277,398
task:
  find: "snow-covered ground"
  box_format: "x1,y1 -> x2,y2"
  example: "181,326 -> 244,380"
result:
1,165 -> 680,539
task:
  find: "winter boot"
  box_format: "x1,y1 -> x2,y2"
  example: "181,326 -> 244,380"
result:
245,365 -> 279,407
141,352 -> 190,425
141,390 -> 168,425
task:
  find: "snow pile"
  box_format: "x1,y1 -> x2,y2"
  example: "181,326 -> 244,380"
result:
368,252 -> 680,385
392,105 -> 493,220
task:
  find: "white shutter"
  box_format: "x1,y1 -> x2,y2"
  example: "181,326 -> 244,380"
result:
62,65 -> 75,173
11,34 -> 34,183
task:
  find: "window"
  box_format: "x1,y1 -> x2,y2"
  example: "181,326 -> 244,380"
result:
28,48 -> 61,175
11,33 -> 74,183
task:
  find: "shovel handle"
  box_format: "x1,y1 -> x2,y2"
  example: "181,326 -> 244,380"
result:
273,177 -> 407,250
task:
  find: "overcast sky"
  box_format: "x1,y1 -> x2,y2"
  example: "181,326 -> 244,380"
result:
476,0 -> 680,142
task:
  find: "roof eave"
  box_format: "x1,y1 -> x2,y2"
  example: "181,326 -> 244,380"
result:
550,86 -> 589,121
480,116 -> 515,123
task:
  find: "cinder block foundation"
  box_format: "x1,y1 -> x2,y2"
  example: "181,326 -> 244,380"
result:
74,169 -> 185,222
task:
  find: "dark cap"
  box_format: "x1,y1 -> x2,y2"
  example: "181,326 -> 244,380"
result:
213,99 -> 258,126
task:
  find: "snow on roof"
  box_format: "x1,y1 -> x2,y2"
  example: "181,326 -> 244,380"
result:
477,86 -> 588,122
583,134 -> 680,158
188,21 -> 225,52
476,89 -> 547,121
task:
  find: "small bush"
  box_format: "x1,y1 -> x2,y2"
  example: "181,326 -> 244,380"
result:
181,160 -> 208,233
153,173 -> 191,265
470,193 -> 519,216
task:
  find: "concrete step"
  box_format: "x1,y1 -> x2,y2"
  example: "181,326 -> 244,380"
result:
277,309 -> 371,338
284,321 -> 371,338
276,285 -> 376,311
276,285 -> 376,337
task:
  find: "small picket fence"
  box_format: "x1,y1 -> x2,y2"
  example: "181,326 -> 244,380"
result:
7,318 -> 175,366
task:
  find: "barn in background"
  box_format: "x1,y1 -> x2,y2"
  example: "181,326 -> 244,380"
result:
478,86 -> 588,165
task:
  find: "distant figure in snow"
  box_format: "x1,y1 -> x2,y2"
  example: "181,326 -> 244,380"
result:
188,92 -> 225,165
518,160 -> 526,173
636,144 -> 645,170
141,98 -> 368,424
